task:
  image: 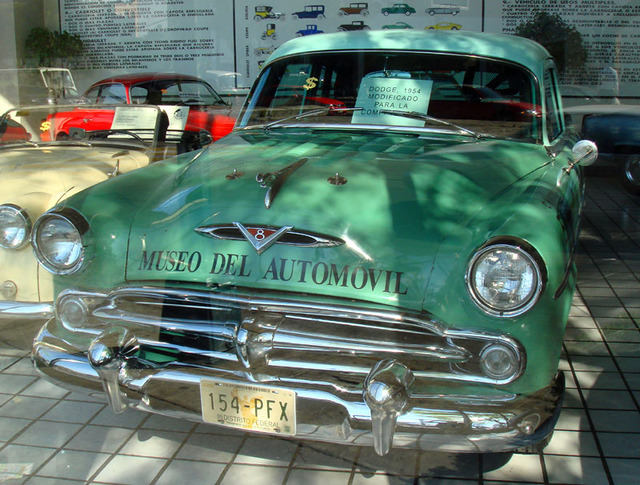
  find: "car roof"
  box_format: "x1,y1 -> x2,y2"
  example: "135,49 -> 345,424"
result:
266,30 -> 552,78
89,72 -> 207,87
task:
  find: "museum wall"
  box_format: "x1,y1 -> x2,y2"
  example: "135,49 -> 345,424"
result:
3,0 -> 640,102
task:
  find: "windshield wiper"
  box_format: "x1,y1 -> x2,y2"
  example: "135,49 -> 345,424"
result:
379,109 -> 484,139
0,139 -> 40,148
263,107 -> 363,132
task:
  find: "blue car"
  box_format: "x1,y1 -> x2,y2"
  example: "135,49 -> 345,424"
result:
292,5 -> 325,19
296,24 -> 324,36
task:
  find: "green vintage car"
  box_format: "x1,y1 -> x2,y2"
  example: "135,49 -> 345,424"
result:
381,3 -> 416,15
32,31 -> 597,455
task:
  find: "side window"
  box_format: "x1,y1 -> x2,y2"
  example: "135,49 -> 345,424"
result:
99,83 -> 127,104
544,68 -> 563,141
130,85 -> 149,104
159,82 -> 218,105
83,86 -> 101,103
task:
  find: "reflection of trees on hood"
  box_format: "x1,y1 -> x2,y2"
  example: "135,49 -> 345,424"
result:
515,11 -> 587,77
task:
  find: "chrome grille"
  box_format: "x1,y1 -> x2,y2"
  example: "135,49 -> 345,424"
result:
60,286 -> 524,385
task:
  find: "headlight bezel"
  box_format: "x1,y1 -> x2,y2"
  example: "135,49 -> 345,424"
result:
0,203 -> 32,249
466,241 -> 545,318
32,208 -> 89,275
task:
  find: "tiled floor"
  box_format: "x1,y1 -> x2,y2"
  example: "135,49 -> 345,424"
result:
1,171 -> 639,484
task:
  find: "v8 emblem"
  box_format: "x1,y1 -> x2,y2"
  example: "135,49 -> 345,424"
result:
234,223 -> 293,254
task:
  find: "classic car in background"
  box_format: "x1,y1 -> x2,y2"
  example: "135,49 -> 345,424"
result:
32,30 -> 597,456
292,5 -> 325,18
78,73 -> 235,141
382,21 -> 413,29
296,24 -> 324,36
0,104 -> 210,320
338,20 -> 370,31
427,4 -> 461,15
338,2 -> 369,15
381,3 -> 416,15
254,5 -> 285,21
426,22 -> 462,30
566,104 -> 640,195
0,67 -> 83,112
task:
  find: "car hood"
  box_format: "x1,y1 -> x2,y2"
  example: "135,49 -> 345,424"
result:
125,129 -> 551,309
0,145 -> 150,216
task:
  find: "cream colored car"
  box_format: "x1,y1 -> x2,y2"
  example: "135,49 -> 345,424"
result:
0,104 -> 203,320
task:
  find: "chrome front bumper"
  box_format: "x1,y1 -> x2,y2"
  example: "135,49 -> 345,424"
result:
0,300 -> 53,320
32,286 -> 564,455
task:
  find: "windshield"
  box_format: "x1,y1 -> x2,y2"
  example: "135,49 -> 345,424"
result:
130,80 -> 226,106
41,69 -> 78,95
239,51 -> 542,142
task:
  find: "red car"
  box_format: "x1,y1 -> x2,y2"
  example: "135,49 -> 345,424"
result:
48,73 -> 235,142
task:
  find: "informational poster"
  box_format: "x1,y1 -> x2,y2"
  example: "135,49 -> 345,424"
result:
59,0 -> 640,98
60,0 -> 236,92
486,0 -> 640,97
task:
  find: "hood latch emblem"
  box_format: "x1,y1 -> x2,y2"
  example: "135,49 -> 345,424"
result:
234,222 -> 293,254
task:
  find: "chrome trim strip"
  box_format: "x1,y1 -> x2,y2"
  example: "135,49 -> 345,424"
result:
0,300 -> 53,319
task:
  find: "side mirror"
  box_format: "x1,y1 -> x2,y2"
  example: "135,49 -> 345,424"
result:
198,129 -> 213,147
572,140 -> 598,167
69,127 -> 87,140
565,140 -> 598,174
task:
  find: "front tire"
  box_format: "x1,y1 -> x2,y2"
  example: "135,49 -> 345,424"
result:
621,154 -> 640,195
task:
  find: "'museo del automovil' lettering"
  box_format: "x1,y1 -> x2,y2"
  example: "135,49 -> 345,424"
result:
139,249 -> 202,272
138,250 -> 408,295
259,257 -> 407,294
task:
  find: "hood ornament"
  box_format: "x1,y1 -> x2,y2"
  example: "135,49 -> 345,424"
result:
256,157 -> 308,209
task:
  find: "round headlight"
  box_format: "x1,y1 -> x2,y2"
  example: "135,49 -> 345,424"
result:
467,243 -> 543,317
32,210 -> 87,275
0,204 -> 32,249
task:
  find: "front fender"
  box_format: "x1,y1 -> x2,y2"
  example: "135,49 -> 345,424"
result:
424,162 -> 582,393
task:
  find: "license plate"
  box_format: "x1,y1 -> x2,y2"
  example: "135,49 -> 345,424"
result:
200,380 -> 296,436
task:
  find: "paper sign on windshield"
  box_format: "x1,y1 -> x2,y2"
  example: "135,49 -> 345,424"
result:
352,77 -> 433,127
111,106 -> 159,130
